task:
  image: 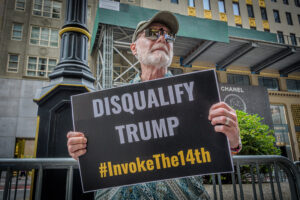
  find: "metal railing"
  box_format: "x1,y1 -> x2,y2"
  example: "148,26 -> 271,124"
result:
0,155 -> 299,200
277,34 -> 300,46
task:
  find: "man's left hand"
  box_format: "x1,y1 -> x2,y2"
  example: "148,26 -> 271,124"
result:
208,102 -> 240,149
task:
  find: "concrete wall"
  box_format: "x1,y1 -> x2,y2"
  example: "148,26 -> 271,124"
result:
0,78 -> 48,158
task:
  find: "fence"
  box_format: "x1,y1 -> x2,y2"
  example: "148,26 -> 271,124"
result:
0,155 -> 300,200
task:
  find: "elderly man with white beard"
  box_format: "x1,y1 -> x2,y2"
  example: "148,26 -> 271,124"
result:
67,11 -> 241,200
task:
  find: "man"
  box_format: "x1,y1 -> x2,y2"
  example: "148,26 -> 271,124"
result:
67,11 -> 241,199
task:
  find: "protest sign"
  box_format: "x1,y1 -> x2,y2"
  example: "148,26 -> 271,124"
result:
71,70 -> 233,192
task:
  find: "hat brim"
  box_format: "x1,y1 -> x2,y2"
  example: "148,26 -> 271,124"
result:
132,11 -> 179,42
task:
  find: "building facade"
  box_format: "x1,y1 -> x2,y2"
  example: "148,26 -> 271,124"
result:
0,0 -> 300,162
0,0 -> 98,158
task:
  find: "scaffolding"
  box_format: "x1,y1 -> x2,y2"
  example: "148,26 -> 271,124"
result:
95,24 -> 140,90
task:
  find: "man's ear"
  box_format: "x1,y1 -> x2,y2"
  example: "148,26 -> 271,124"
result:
130,43 -> 137,56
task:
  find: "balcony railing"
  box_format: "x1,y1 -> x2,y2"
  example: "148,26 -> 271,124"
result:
0,155 -> 300,200
277,34 -> 300,46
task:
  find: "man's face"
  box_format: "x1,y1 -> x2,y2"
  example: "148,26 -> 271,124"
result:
134,23 -> 174,68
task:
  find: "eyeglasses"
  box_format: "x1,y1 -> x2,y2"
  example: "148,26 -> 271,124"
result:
144,28 -> 176,43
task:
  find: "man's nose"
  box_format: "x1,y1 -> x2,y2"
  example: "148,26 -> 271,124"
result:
156,34 -> 167,44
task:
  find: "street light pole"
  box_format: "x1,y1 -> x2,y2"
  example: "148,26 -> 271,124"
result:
33,0 -> 94,199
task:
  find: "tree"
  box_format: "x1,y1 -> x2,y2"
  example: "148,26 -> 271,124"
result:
236,110 -> 280,156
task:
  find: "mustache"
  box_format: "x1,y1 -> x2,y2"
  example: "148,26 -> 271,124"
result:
151,43 -> 169,54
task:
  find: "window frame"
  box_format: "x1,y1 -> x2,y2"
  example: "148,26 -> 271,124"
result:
15,0 -> 26,11
227,73 -> 250,85
260,7 -> 268,20
286,12 -> 293,25
29,26 -> 59,48
218,0 -> 226,13
188,0 -> 195,7
286,79 -> 300,92
290,33 -> 297,46
26,56 -> 57,77
258,76 -> 279,91
277,31 -> 285,44
11,23 -> 23,41
247,4 -> 255,18
233,2 -> 240,16
273,9 -> 281,23
32,0 -> 61,19
7,54 -> 19,73
283,0 -> 289,4
203,0 -> 211,10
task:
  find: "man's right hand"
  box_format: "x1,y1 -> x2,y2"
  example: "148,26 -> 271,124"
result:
67,131 -> 87,160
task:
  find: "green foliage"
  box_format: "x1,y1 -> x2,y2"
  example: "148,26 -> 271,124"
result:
236,110 -> 280,156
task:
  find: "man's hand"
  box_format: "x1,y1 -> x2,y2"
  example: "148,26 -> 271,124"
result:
208,102 -> 240,149
67,131 -> 87,160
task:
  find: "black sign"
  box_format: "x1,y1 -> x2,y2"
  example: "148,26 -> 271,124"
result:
71,70 -> 233,192
219,83 -> 273,128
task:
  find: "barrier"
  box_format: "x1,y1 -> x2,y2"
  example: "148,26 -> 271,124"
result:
0,156 -> 299,200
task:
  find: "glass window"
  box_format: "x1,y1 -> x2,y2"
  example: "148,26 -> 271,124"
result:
283,0 -> 289,4
258,77 -> 279,91
227,74 -> 250,85
277,31 -> 285,44
188,0 -> 195,7
203,0 -> 211,10
271,0 -> 277,2
218,0 -> 225,13
296,0 -> 300,6
52,1 -> 61,18
273,10 -> 281,23
290,33 -> 297,45
286,12 -> 293,25
12,23 -> 23,40
30,26 -> 58,47
40,27 -> 49,46
247,5 -> 254,18
270,105 -> 293,160
27,56 -> 57,77
286,79 -> 300,92
33,0 -> 61,19
15,0 -> 25,11
260,7 -> 268,20
171,0 -> 178,3
298,15 -> 300,24
7,54 -> 19,72
233,3 -> 240,16
236,24 -> 242,28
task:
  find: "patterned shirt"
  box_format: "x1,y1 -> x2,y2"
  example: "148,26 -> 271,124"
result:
95,72 -> 210,200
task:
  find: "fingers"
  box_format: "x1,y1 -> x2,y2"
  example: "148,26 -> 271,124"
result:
70,149 -> 87,161
67,131 -> 85,138
67,136 -> 87,146
209,102 -> 235,113
209,102 -> 240,148
68,143 -> 87,154
67,131 -> 87,160
211,116 -> 237,128
208,107 -> 237,122
214,125 -> 239,148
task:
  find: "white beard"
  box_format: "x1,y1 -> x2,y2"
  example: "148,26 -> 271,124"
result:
137,43 -> 173,69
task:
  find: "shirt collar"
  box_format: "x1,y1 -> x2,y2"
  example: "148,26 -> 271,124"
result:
130,71 -> 173,83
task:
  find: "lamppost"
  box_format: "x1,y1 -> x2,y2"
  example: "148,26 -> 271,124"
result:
33,0 -> 94,199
